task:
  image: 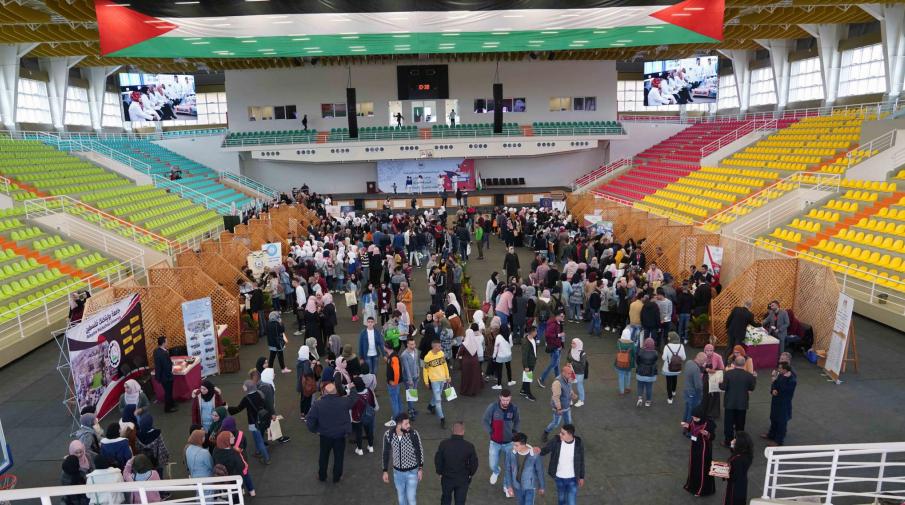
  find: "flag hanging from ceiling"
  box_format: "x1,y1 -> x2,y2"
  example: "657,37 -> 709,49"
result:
95,0 -> 724,58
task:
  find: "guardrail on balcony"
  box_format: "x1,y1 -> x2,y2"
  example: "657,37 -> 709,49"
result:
761,442 -> 905,504
0,476 -> 245,505
219,171 -> 278,200
620,99 -> 901,125
571,157 -> 634,192
699,120 -> 778,158
846,128 -> 897,168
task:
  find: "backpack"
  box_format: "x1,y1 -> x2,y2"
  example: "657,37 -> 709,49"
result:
213,463 -> 229,477
537,305 -> 550,323
667,345 -> 684,373
250,392 -> 272,433
616,348 -> 632,369
359,392 -> 376,425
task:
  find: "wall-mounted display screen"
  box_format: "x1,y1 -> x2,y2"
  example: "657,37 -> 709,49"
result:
119,73 -> 196,122
397,65 -> 449,100
642,56 -> 719,106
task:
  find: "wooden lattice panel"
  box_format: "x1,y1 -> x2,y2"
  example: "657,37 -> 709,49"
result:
674,232 -> 721,281
794,260 -> 840,351
200,240 -> 219,254
640,225 -> 693,270
148,266 -> 241,341
82,286 -> 118,318
718,235 -> 785,286
248,221 -> 283,251
198,253 -> 250,295
287,218 -> 299,239
219,240 -> 253,270
711,259 -> 798,347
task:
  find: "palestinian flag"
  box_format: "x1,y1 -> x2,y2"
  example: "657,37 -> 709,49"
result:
96,0 -> 724,58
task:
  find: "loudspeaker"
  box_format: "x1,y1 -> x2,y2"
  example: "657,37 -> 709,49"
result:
494,194 -> 504,206
493,83 -> 503,134
347,88 -> 358,138
354,198 -> 365,210
366,181 -> 377,194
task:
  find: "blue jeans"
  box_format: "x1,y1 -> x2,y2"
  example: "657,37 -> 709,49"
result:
637,379 -> 653,401
489,441 -> 512,477
683,390 -> 701,423
573,374 -> 585,402
615,368 -> 631,394
495,311 -> 509,327
588,312 -> 601,336
540,348 -> 560,383
677,313 -> 691,342
257,310 -> 267,337
545,407 -> 572,433
388,383 -> 403,419
569,303 -> 581,321
393,468 -> 419,505
249,426 -> 270,462
516,488 -> 536,505
537,321 -> 547,342
405,383 -> 418,414
629,324 -> 642,345
555,477 -> 578,505
366,355 -> 379,376
429,381 -> 445,419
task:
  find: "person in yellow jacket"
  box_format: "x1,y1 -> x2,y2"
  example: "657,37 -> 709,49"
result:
423,339 -> 451,429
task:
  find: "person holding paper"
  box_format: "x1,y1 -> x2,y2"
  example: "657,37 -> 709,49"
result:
682,405 -> 716,497
762,362 -> 797,446
423,339 -> 451,429
401,338 -> 420,420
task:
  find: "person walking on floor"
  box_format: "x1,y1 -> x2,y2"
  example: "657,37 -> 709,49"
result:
423,339 -> 451,429
385,340 -> 404,427
401,338 -> 420,420
683,353 -> 707,423
542,364 -> 577,443
382,413 -> 424,505
504,432 -> 545,505
227,380 -> 273,465
305,382 -> 356,482
566,338 -> 588,407
661,331 -> 686,405
351,377 -> 377,456
492,327 -> 516,389
539,311 -> 566,387
520,330 -> 538,401
614,328 -> 635,396
762,362 -> 796,446
435,421 -> 479,505
719,356 -> 757,448
536,423 -> 584,505
266,311 -> 292,373
483,389 -> 521,495
153,336 -> 177,413
635,337 -> 659,407
359,316 -> 385,376
723,432 -> 754,505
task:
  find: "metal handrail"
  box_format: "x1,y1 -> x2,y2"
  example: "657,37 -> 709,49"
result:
846,129 -> 897,168
0,476 -> 244,504
699,120 -> 779,158
219,171 -> 278,200
619,98 -> 901,124
572,157 -> 634,192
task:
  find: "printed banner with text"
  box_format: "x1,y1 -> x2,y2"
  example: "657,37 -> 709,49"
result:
182,297 -> 219,378
377,158 -> 476,194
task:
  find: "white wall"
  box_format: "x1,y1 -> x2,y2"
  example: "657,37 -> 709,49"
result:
475,145 -> 608,188
153,135 -> 241,175
225,60 -> 617,133
607,122 -> 689,161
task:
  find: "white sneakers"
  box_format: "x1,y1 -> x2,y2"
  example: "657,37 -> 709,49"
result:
384,420 -> 397,427
507,381 -> 517,386
355,448 -> 364,456
367,446 -> 374,453
492,385 -> 503,390
667,398 -> 674,405
574,400 -> 584,408
636,397 -> 643,407
490,472 -> 499,485
503,487 -> 513,498
293,330 -> 303,336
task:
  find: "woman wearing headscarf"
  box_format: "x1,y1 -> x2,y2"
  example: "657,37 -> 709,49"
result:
68,440 -> 94,474
396,301 -> 411,341
304,296 -> 322,353
445,301 -> 465,361
702,343 -> 725,420
185,430 -> 213,479
491,318 -> 515,389
212,431 -> 253,497
567,337 -> 588,407
266,311 -> 291,373
118,379 -> 149,417
333,356 -> 352,396
446,292 -> 461,316
321,293 -> 338,344
306,336 -> 322,363
434,310 -> 454,361
682,404 -> 716,497
510,286 -> 528,345
60,455 -> 89,505
723,432 -> 754,505
485,272 -> 499,306
635,337 -> 659,407
85,455 -> 125,505
191,380 -> 225,432
350,377 -> 377,456
456,325 -> 484,396
206,406 -> 228,450
135,414 -> 169,474
341,343 -> 362,376
122,454 -> 161,503
397,281 -> 414,325
99,423 -> 131,469
296,345 -> 318,420
75,413 -> 101,454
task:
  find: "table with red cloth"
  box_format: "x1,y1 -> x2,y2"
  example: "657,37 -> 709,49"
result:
744,336 -> 780,370
152,356 -> 201,402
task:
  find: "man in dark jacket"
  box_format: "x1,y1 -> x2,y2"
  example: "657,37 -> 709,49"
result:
763,362 -> 797,446
249,282 -> 266,337
536,423 -> 585,503
306,383 -> 357,482
640,296 -> 661,345
719,357 -> 757,447
726,300 -> 755,357
435,421 -> 479,505
503,246 -> 520,280
692,279 -> 712,316
152,336 -> 176,413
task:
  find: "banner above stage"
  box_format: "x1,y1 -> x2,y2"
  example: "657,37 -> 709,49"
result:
377,158 -> 476,194
95,0 -> 723,58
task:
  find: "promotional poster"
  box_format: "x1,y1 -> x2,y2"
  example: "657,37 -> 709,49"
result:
377,158 -> 476,194
182,297 -> 219,378
67,294 -> 147,419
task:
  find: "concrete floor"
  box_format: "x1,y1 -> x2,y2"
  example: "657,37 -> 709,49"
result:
2,237 -> 904,504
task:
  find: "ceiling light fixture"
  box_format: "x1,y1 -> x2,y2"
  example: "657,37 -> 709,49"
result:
503,14 -> 524,18
392,34 -> 411,38
272,21 -> 293,24
442,33 -> 460,36
191,41 -> 210,45
540,31 -> 559,35
341,36 -> 359,39
174,1 -> 200,4
292,37 -> 310,41
351,48 -> 367,52
183,37 -> 202,41
241,40 -> 257,43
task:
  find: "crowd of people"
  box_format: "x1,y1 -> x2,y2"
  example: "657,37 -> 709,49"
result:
57,192 -> 800,505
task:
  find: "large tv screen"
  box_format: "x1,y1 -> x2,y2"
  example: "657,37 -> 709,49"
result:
642,56 -> 719,106
118,73 -> 196,123
397,65 -> 449,100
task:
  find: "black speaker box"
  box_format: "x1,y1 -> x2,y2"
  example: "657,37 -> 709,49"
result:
347,87 -> 358,138
493,83 -> 503,134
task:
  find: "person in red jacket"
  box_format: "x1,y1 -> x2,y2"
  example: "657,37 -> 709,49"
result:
538,311 -> 565,387
190,380 -> 225,433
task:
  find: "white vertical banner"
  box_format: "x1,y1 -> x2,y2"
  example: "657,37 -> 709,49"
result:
825,292 -> 854,381
182,297 -> 219,377
247,250 -> 267,277
261,242 -> 282,269
703,245 -> 723,275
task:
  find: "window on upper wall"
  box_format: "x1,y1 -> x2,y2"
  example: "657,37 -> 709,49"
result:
839,43 -> 886,97
196,92 -> 227,125
573,97 -> 597,111
357,102 -> 374,117
617,81 -> 644,111
749,67 -> 777,106
320,103 -> 347,118
102,91 -> 123,128
549,97 -> 571,112
717,74 -> 739,110
16,78 -> 51,124
64,86 -> 90,126
788,57 -> 825,103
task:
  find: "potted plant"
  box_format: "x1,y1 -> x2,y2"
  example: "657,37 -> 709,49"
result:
689,313 -> 711,348
239,313 -> 259,345
219,337 -> 241,373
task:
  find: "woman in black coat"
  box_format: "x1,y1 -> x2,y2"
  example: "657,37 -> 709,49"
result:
321,294 -> 338,342
723,432 -> 753,505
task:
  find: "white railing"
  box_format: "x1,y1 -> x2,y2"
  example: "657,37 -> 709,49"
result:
0,476 -> 245,505
730,196 -> 804,239
699,119 -> 779,158
219,171 -> 278,200
571,157 -> 634,192
0,174 -> 11,196
846,129 -> 897,168
761,442 -> 905,504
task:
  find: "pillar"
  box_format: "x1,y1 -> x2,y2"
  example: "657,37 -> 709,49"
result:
720,49 -> 752,112
801,24 -> 843,106
756,39 -> 794,110
860,4 -> 905,100
39,56 -> 84,131
85,66 -> 120,131
0,43 -> 38,131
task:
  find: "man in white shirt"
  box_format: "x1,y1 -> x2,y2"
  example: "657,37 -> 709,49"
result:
647,78 -> 676,106
536,423 -> 585,505
358,316 -> 385,374
293,279 -> 307,335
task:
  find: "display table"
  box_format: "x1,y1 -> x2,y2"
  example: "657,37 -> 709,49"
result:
152,356 -> 202,402
745,335 -> 780,370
